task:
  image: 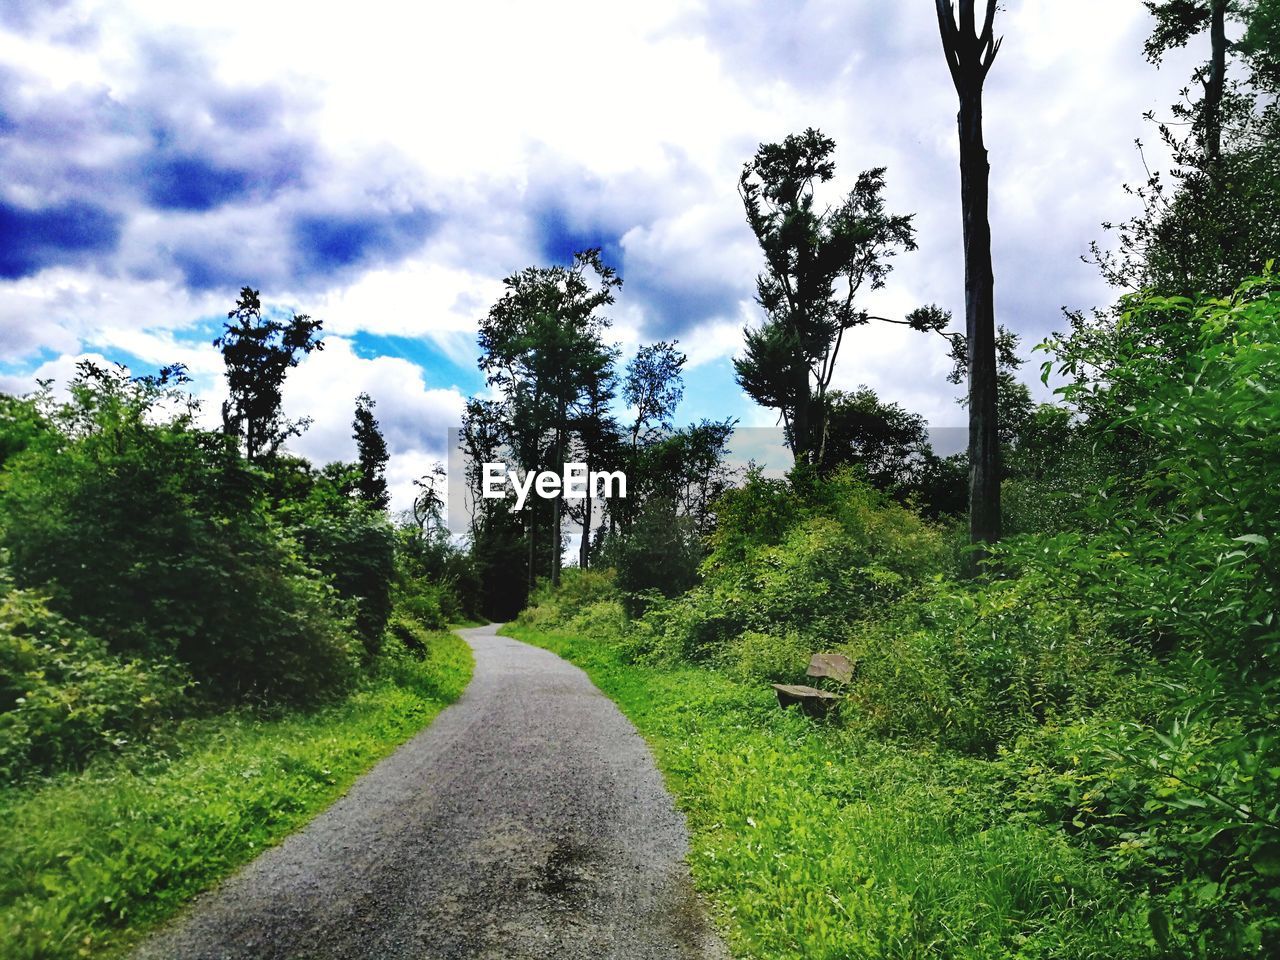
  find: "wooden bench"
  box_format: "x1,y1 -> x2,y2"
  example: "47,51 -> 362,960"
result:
771,652 -> 854,717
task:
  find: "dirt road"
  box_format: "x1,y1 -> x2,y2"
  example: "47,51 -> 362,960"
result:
133,623 -> 726,960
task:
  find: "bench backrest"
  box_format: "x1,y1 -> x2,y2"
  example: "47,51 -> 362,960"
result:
806,652 -> 853,685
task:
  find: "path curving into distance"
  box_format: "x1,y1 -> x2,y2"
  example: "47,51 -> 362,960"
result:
133,623 -> 726,960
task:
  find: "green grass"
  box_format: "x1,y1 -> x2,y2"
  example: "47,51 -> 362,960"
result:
0,629 -> 473,960
506,624 -> 1151,960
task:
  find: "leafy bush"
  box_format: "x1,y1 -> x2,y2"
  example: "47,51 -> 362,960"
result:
844,573 -> 1152,754
1000,402 -> 1130,537
650,470 -> 948,663
0,363 -> 360,703
519,568 -> 618,627
294,507 -> 396,661
566,596 -> 628,638
599,498 -> 703,614
711,628 -> 812,683
0,578 -> 188,781
1037,278 -> 1280,668
391,583 -> 448,632
515,570 -> 631,649
265,459 -> 398,662
374,624 -> 458,698
997,275 -> 1280,955
997,688 -> 1280,958
0,394 -> 45,471
384,610 -> 438,656
393,520 -> 479,624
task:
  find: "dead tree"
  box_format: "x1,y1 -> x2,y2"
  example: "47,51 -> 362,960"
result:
935,0 -> 1003,566
1206,0 -> 1228,163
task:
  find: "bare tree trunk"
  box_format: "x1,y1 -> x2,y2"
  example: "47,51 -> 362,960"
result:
580,466 -> 592,570
527,502 -> 537,595
959,88 -> 1001,557
551,427 -> 563,587
937,0 -> 1002,571
791,369 -> 814,467
1206,0 -> 1227,163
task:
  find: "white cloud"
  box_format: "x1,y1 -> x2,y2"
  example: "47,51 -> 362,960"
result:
309,257 -> 502,360
682,312 -> 751,370
280,337 -> 466,511
1,0 -> 1209,432
0,349 -> 111,397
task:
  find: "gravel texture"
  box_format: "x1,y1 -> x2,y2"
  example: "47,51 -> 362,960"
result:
132,624 -> 727,960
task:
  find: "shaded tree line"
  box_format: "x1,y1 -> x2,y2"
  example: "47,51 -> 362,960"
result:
460,254 -> 736,620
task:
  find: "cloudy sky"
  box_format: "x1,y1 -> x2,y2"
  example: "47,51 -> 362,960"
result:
0,1 -> 1199,509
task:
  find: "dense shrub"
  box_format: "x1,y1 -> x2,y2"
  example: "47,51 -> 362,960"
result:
384,609 -> 440,654
710,628 -> 812,683
999,277 -> 1280,956
1038,279 -> 1280,667
294,508 -> 396,661
391,582 -> 448,632
999,403 -> 1130,537
0,577 -> 189,781
265,459 -> 398,662
995,681 -> 1279,958
844,573 -> 1152,754
598,498 -> 702,613
0,364 -> 360,703
519,568 -> 619,628
0,394 -> 45,471
649,470 -> 948,662
394,521 -> 478,624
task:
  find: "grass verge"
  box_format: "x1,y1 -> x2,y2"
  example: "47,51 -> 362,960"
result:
505,624 -> 1149,960
0,629 -> 473,960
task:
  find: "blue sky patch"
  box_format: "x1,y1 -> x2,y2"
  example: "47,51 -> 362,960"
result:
291,208 -> 436,276
142,154 -> 251,212
533,206 -> 624,273
0,199 -> 122,279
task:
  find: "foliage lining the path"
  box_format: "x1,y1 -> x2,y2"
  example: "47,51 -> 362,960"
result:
508,623 -> 1151,959
514,278 -> 1280,957
0,628 -> 472,960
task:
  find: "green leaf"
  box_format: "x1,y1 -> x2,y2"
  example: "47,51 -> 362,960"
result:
1149,908 -> 1171,949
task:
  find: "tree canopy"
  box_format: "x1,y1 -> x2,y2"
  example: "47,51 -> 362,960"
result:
214,287 -> 325,462
734,129 -> 918,470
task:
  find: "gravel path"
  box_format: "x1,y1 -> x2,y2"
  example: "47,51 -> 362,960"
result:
132,624 -> 727,960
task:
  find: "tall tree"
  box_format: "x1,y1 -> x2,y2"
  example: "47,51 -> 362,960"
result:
734,129 -> 918,470
646,419 -> 737,540
935,0 -> 1003,559
1092,0 -> 1280,297
624,340 -> 686,448
477,249 -> 620,588
1144,0 -> 1231,163
460,398 -> 507,537
1240,0 -> 1280,84
822,387 -> 933,495
214,287 -> 324,462
459,398 -> 529,619
571,363 -> 622,570
944,325 -> 1034,450
603,417 -> 736,612
352,392 -> 390,510
617,340 -> 685,539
